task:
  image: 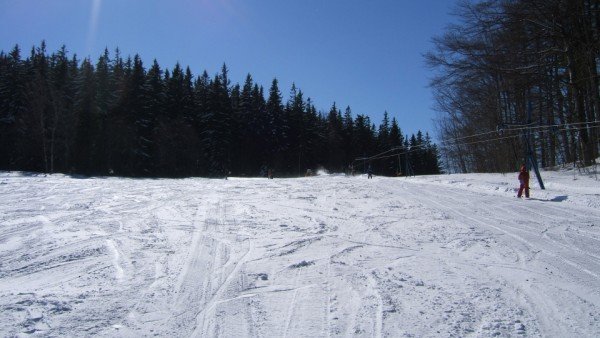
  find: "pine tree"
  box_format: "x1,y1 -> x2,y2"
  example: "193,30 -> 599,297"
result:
128,55 -> 154,176
233,74 -> 258,175
160,62 -> 200,176
25,41 -> 52,173
105,47 -> 129,175
93,48 -> 115,174
47,45 -> 78,173
266,78 -> 285,172
408,133 -> 420,175
326,102 -> 344,172
201,69 -> 232,176
389,118 -> 404,175
353,114 -> 376,173
0,45 -> 28,170
252,83 -> 268,172
72,58 -> 98,174
285,83 -> 306,175
301,98 -> 322,172
145,59 -> 166,175
423,132 -> 441,174
342,106 -> 355,167
190,70 -> 211,175
377,111 -> 395,175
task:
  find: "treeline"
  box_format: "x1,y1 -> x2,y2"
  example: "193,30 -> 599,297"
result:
0,42 -> 440,178
427,0 -> 599,173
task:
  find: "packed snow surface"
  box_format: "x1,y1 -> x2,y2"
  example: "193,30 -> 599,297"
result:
0,169 -> 599,337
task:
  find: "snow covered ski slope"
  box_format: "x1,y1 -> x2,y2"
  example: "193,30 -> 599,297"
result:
0,170 -> 599,337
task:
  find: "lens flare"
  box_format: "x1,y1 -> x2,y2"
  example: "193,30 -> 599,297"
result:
86,0 -> 102,56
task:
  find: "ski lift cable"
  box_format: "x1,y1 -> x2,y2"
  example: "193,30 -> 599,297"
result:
353,121 -> 599,165
357,134 -> 522,163
354,146 -> 403,162
500,120 -> 600,133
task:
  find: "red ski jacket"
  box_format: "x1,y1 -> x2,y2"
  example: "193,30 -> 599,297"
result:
518,170 -> 529,187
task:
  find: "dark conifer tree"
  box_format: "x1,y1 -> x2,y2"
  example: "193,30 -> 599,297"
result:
377,111 -> 394,175
353,114 -> 376,173
233,74 -> 256,175
408,133 -> 420,175
24,41 -> 53,173
389,117 -> 404,175
326,103 -> 344,172
145,59 -> 165,175
423,132 -> 441,174
94,48 -> 115,174
342,106 -> 355,167
128,55 -> 155,176
300,98 -> 322,172
251,84 -> 268,172
105,48 -> 128,175
202,70 -> 232,176
403,137 -> 413,176
114,54 -> 149,176
72,58 -> 98,174
48,46 -> 79,173
285,83 -> 306,175
183,67 -> 195,120
0,45 -> 28,170
190,70 -> 210,175
161,63 -> 199,176
266,78 -> 285,172
216,64 -> 234,175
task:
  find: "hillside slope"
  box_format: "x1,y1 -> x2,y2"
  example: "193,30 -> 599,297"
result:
0,170 -> 598,337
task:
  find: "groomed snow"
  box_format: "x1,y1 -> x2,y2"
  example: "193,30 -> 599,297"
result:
0,169 -> 599,337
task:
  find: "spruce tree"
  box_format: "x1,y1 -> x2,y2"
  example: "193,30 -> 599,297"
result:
266,78 -> 285,173
72,58 -> 98,174
0,45 -> 28,170
94,48 -> 115,174
353,114 -> 376,173
129,55 -> 154,176
326,102 -> 344,172
146,59 -> 165,175
377,111 -> 393,175
201,72 -> 232,176
389,118 -> 404,175
342,106 -> 355,167
25,41 -> 52,173
190,70 -> 211,175
233,74 -> 256,175
285,83 -> 306,175
252,84 -> 268,172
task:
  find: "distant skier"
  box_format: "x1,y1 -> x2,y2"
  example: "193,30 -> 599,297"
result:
348,164 -> 355,176
517,164 -> 530,198
367,165 -> 373,179
267,168 -> 273,179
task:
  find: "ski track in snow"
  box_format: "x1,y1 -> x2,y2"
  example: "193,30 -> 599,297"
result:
0,171 -> 599,337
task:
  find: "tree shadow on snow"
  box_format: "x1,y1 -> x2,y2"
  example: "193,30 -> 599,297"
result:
550,195 -> 568,202
529,195 -> 568,202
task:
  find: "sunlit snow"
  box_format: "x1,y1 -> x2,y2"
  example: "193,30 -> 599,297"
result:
0,168 -> 599,337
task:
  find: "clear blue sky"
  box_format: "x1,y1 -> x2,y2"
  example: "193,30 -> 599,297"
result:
0,0 -> 455,138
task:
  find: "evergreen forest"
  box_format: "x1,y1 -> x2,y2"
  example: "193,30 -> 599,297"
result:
0,42 -> 441,178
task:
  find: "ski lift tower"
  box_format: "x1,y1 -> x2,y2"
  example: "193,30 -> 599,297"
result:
498,101 -> 545,190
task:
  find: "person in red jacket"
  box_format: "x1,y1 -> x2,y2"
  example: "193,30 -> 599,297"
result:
517,164 -> 530,198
